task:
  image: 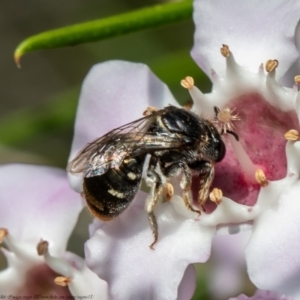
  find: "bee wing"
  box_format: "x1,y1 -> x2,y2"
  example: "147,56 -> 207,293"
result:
67,107 -> 192,177
67,113 -> 160,177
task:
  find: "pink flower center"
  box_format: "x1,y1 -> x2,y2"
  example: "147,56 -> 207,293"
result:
192,92 -> 299,211
17,263 -> 72,296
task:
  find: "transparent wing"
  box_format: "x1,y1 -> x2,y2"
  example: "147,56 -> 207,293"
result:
67,107 -> 190,177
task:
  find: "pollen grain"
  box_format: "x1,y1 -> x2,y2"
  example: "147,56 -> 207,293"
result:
255,169 -> 268,187
284,129 -> 300,141
209,188 -> 223,205
37,240 -> 49,256
294,75 -> 300,85
265,59 -> 279,73
143,106 -> 159,116
220,44 -> 230,57
180,76 -> 194,89
0,228 -> 8,243
54,276 -> 71,287
163,182 -> 174,201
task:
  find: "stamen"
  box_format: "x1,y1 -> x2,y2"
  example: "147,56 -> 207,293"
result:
265,59 -> 279,73
228,134 -> 257,182
54,276 -> 71,287
220,44 -> 230,57
143,106 -> 159,116
255,169 -> 268,187
180,76 -> 194,89
0,228 -> 26,256
37,240 -> 73,277
0,228 -> 8,243
284,129 -> 300,141
163,182 -> 174,201
209,188 -> 223,205
180,76 -> 209,115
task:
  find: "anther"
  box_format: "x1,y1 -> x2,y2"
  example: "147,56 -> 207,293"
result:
0,228 -> 8,243
284,129 -> 300,141
163,182 -> 174,201
143,106 -> 159,116
255,169 -> 268,187
294,76 -> 300,85
54,276 -> 71,287
37,240 -> 49,256
265,60 -> 279,73
180,76 -> 194,89
220,44 -> 230,57
209,188 -> 223,205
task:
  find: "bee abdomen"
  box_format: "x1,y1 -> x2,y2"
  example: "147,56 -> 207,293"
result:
83,156 -> 144,220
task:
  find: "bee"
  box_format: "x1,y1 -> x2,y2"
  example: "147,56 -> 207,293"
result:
68,105 -> 230,248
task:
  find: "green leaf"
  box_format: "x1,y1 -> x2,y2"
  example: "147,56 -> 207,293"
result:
14,0 -> 193,65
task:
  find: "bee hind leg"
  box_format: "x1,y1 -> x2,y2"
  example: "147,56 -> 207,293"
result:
145,167 -> 165,249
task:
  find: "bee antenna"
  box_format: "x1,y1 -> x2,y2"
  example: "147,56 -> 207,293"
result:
214,106 -> 220,119
227,130 -> 239,141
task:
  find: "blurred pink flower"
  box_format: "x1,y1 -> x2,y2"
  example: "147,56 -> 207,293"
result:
0,164 -> 108,298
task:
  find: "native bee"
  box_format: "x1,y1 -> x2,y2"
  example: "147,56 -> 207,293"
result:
68,105 -> 228,248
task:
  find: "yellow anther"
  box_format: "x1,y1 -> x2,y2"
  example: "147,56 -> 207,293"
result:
209,188 -> 223,205
163,182 -> 174,201
220,44 -> 230,57
54,276 -> 71,287
294,75 -> 300,85
255,169 -> 268,187
143,106 -> 159,116
180,76 -> 194,89
265,60 -> 279,73
37,240 -> 49,256
0,228 -> 8,243
284,129 -> 300,141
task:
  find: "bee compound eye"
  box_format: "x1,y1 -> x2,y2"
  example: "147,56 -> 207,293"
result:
216,140 -> 226,162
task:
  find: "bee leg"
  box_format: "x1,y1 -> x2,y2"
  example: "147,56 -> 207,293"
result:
145,168 -> 165,249
163,162 -> 200,214
198,163 -> 215,209
180,163 -> 201,215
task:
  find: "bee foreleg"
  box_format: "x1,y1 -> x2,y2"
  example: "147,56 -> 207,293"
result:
145,168 -> 165,249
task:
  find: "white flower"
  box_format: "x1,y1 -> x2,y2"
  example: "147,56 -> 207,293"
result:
0,164 -> 108,298
68,0 -> 300,299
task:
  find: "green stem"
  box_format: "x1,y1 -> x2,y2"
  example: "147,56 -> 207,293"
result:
14,0 -> 193,65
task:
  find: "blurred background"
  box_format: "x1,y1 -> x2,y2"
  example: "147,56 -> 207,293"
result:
0,1 -> 253,298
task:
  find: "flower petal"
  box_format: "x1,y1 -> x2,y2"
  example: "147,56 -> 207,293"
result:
85,191 -> 215,300
191,0 -> 300,80
246,180 -> 300,299
208,232 -> 250,300
229,289 -> 293,300
68,60 -> 178,191
0,164 -> 83,256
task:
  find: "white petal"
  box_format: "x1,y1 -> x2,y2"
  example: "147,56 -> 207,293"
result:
246,180 -> 300,299
191,0 -> 300,80
85,191 -> 215,300
0,164 -> 83,256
